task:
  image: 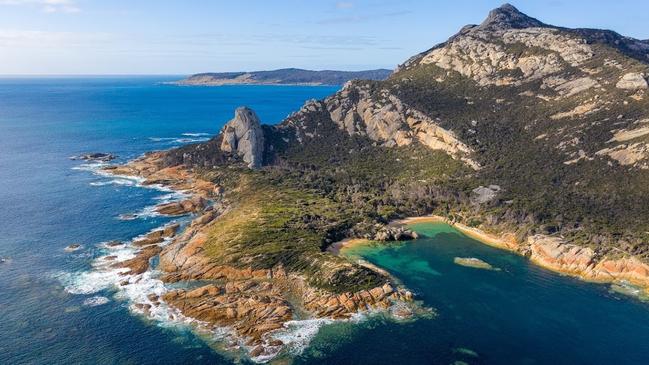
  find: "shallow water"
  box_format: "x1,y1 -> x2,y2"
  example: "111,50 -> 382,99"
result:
2,78 -> 649,364
303,222 -> 649,364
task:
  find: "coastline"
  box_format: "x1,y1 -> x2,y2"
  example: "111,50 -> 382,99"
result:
327,238 -> 371,255
90,153 -> 419,362
387,215 -> 649,295
73,150 -> 649,360
164,81 -> 334,87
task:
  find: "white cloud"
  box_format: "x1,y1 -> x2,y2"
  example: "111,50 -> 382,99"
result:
336,2 -> 353,9
0,0 -> 80,13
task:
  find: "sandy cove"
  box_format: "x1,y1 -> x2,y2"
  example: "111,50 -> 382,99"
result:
102,152 -> 417,361
387,215 -> 649,295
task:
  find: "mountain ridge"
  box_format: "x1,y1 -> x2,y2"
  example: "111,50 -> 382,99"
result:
109,3 -> 649,360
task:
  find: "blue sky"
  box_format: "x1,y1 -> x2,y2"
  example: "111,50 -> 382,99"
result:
1,0 -> 648,75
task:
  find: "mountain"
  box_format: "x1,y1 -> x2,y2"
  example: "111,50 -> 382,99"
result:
114,4 -> 649,359
172,68 -> 392,86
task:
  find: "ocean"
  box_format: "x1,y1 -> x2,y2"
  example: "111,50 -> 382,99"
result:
0,77 -> 648,365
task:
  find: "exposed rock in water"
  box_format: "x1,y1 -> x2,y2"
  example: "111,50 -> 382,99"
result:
373,226 -> 419,241
118,213 -> 138,221
132,223 -> 180,246
155,197 -> 206,216
115,245 -> 162,275
65,244 -> 82,252
105,240 -> 123,247
454,257 -> 500,271
71,153 -> 116,162
220,107 -> 265,169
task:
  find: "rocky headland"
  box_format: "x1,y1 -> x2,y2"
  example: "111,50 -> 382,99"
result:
84,2 -> 649,360
100,118 -> 417,360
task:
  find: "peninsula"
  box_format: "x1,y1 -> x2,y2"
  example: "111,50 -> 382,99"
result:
171,68 -> 392,86
103,3 -> 649,361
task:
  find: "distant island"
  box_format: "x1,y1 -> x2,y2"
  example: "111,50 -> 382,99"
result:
171,68 -> 392,86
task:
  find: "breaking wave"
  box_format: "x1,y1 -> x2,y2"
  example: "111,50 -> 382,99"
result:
83,296 -> 110,307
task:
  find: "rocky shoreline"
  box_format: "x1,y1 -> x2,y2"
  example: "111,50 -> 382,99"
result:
100,152 -> 418,361
393,216 -> 649,296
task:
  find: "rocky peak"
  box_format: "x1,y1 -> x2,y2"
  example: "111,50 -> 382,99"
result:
220,106 -> 264,169
478,3 -> 546,31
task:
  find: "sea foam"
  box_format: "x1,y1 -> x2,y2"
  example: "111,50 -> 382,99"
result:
268,318 -> 334,356
83,296 -> 110,306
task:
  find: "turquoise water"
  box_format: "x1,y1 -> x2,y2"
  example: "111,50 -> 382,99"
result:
303,222 -> 649,364
1,78 -> 648,364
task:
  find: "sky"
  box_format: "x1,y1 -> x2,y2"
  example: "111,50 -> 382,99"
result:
1,0 -> 648,75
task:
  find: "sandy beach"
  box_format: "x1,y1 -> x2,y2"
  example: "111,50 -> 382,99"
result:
339,215 -> 649,296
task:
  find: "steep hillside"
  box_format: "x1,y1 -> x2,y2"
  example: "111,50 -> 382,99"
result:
164,2 -> 649,285
118,3 -> 649,359
386,4 -> 649,255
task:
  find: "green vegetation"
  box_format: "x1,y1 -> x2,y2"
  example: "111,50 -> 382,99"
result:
182,127 -> 470,293
165,23 -> 649,295
386,43 -> 649,257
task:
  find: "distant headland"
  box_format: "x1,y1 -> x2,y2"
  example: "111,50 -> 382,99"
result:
169,68 -> 392,86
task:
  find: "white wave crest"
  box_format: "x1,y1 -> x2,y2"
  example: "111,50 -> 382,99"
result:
72,162 -> 108,172
154,191 -> 188,203
263,318 -> 334,359
174,137 -> 210,143
83,296 -> 110,306
90,178 -> 136,187
59,267 -> 130,295
182,132 -> 210,137
149,136 -> 210,144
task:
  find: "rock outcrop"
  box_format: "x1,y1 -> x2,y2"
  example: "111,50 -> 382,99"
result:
528,235 -> 649,286
286,82 -> 480,169
155,197 -> 206,216
471,185 -> 501,204
477,3 -> 546,31
373,226 -> 418,241
220,107 -> 265,169
418,23 -> 593,87
71,152 -> 116,162
93,3 -> 649,361
616,72 -> 648,90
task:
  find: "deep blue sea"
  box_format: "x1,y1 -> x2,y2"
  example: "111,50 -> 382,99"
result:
1,77 -> 648,365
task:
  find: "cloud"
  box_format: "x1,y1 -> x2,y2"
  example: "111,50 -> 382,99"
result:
317,9 -> 412,25
336,1 -> 353,9
0,0 -> 80,13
